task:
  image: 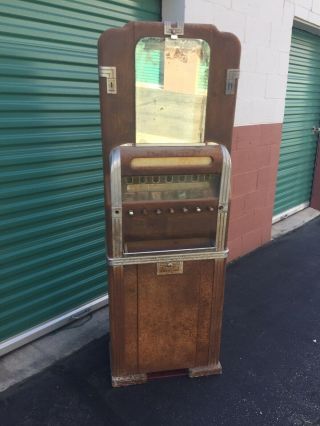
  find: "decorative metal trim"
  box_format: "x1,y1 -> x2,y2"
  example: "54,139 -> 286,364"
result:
164,21 -> 184,39
108,249 -> 229,266
225,69 -> 240,95
109,147 -> 123,258
108,142 -> 231,260
124,246 -> 217,256
99,66 -> 117,94
112,373 -> 147,387
216,145 -> 231,251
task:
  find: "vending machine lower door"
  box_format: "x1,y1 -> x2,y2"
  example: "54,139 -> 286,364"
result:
109,257 -> 226,387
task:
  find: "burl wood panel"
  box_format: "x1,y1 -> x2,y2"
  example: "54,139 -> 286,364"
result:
137,261 -> 211,372
109,259 -> 226,382
209,259 -> 226,367
108,266 -> 124,376
195,260 -> 215,366
109,265 -> 139,376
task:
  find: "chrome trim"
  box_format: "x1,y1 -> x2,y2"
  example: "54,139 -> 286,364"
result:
112,373 -> 147,387
216,145 -> 231,251
99,66 -> 117,94
99,66 -> 116,78
124,246 -> 216,256
164,21 -> 184,38
108,249 -> 229,266
225,69 -> 240,95
110,147 -> 123,258
0,295 -> 108,357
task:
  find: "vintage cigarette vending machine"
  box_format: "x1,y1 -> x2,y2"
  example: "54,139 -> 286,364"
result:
98,22 -> 240,387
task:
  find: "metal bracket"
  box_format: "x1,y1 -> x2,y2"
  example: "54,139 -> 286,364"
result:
164,21 -> 184,39
225,68 -> 240,95
99,66 -> 117,94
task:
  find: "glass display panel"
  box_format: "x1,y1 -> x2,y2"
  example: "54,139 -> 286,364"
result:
131,156 -> 213,168
135,37 -> 210,144
122,174 -> 220,202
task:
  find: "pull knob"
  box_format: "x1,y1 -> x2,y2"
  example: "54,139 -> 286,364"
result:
208,206 -> 214,212
168,208 -> 175,214
156,208 -> 162,215
195,207 -> 202,213
182,207 -> 189,213
142,208 -> 148,215
128,210 -> 134,216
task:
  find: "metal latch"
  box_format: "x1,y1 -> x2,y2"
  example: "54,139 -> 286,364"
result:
164,21 -> 184,39
99,66 -> 117,94
225,69 -> 240,95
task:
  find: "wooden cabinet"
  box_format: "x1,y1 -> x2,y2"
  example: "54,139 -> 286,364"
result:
98,22 -> 240,386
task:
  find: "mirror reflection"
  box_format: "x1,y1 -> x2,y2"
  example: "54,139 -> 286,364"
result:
135,37 -> 210,144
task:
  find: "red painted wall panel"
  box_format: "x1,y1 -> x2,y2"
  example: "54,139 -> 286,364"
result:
228,123 -> 282,261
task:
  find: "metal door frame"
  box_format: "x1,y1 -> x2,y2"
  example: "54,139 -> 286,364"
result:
0,295 -> 108,357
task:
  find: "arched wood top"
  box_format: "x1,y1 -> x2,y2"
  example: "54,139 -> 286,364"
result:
98,22 -> 241,161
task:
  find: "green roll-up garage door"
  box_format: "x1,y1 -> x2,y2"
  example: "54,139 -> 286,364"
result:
274,28 -> 319,219
0,1 -> 161,347
136,40 -> 163,85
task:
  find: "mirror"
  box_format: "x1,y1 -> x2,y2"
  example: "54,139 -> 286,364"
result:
135,37 -> 210,145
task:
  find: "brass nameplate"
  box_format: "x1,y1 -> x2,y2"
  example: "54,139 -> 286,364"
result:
157,261 -> 183,275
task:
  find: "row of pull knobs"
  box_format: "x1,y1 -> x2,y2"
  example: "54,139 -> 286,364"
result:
128,206 -> 215,216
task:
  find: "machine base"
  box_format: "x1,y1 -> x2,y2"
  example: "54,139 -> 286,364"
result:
188,362 -> 222,378
112,373 -> 148,387
111,363 -> 222,387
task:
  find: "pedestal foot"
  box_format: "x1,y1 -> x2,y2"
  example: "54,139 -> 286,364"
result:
188,362 -> 222,378
111,373 -> 147,387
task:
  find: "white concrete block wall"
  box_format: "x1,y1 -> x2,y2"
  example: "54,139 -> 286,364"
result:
313,0 -> 320,14
162,0 -> 320,126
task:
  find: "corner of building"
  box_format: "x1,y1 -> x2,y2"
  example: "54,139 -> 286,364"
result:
228,123 -> 282,261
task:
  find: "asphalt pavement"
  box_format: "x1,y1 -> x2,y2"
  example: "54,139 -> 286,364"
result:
1,217 -> 320,426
